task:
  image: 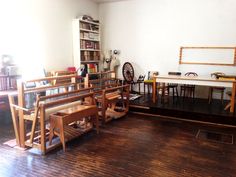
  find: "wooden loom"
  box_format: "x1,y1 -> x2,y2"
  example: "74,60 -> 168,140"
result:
84,71 -> 130,123
8,74 -> 99,154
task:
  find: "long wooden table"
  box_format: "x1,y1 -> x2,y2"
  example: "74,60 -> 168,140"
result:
152,75 -> 236,113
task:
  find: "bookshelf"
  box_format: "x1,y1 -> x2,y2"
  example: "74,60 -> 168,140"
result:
73,18 -> 101,74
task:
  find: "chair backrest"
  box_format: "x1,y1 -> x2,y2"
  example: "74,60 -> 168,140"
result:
137,75 -> 145,82
185,72 -> 198,77
211,72 -> 225,79
51,70 -> 77,85
148,71 -> 159,80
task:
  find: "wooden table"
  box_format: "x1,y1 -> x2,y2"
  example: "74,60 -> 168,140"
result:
152,75 -> 236,113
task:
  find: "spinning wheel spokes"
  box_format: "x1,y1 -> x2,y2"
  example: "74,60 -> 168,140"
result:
122,62 -> 134,83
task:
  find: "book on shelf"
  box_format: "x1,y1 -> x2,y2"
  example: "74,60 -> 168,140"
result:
87,63 -> 98,73
80,40 -> 99,50
80,21 -> 99,32
90,25 -> 99,32
83,32 -> 89,38
80,32 -> 99,41
85,41 -> 94,49
80,22 -> 90,30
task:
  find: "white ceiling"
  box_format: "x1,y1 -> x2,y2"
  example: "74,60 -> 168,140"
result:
91,0 -> 129,4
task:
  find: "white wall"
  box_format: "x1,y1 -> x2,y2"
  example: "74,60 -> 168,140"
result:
99,0 -> 236,97
0,0 -> 98,78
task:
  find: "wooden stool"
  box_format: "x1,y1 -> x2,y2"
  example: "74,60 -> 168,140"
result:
208,87 -> 225,104
180,72 -> 198,99
208,72 -> 226,104
144,80 -> 153,94
180,84 -> 195,98
49,105 -> 99,152
167,83 -> 179,99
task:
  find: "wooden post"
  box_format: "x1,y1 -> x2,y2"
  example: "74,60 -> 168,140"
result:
101,90 -> 106,123
84,74 -> 89,88
179,47 -> 183,64
152,77 -> 156,103
230,82 -> 236,113
8,95 -> 20,146
17,80 -> 25,147
126,85 -> 130,112
40,104 -> 46,155
234,47 -> 236,65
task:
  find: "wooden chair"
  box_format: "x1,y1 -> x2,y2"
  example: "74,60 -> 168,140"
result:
166,72 -> 181,99
180,72 -> 198,98
135,75 -> 145,94
224,91 -> 233,111
143,71 -> 159,94
208,72 -> 225,104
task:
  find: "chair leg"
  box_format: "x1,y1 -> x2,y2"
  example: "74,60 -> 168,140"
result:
208,88 -> 212,104
176,87 -> 179,97
193,88 -> 195,99
144,84 -> 146,95
221,90 -> 224,104
172,88 -> 175,99
225,102 -> 231,110
138,83 -> 140,94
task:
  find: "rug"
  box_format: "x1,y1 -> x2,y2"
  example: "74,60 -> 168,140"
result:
196,129 -> 233,144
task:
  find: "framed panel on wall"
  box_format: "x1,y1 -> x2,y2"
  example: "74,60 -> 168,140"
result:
179,47 -> 236,66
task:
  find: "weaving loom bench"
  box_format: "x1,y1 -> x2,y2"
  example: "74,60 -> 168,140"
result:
49,104 -> 99,151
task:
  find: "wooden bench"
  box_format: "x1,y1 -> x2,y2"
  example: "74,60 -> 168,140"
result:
49,104 -> 99,151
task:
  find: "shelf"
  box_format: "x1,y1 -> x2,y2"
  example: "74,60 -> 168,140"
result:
80,38 -> 99,42
81,60 -> 100,63
79,19 -> 100,25
73,17 -> 101,72
80,28 -> 99,34
81,49 -> 100,51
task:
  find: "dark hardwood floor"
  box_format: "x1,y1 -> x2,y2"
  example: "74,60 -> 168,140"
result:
1,111 -> 236,177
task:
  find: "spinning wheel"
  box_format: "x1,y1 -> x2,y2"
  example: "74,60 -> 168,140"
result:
122,62 -> 134,84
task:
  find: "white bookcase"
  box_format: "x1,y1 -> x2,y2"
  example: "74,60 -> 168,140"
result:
72,18 -> 101,73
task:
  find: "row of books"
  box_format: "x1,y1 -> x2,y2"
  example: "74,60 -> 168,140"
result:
87,63 -> 98,73
81,51 -> 100,61
80,41 -> 100,50
80,22 -> 99,32
80,32 -> 99,40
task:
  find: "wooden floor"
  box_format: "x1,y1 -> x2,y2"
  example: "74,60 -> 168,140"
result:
1,111 -> 236,177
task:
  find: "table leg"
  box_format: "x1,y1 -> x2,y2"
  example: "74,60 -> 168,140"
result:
153,78 -> 156,103
138,82 -> 140,94
230,82 -> 236,113
162,83 -> 166,97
